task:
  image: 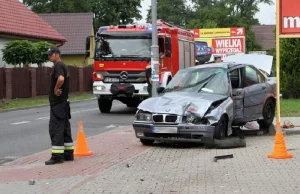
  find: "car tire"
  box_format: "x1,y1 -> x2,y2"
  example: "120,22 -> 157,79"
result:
231,127 -> 245,139
258,98 -> 275,129
140,139 -> 154,146
214,115 -> 228,140
98,98 -> 112,113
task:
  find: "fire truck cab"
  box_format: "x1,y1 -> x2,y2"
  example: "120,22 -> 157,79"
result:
86,19 -> 195,113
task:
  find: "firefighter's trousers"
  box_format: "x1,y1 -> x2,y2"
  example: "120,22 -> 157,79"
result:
147,84 -> 152,97
49,100 -> 73,160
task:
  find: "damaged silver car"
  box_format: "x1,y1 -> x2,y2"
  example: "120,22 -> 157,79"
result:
132,62 -> 276,146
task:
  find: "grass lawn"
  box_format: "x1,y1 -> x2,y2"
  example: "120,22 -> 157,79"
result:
281,99 -> 300,117
0,92 -> 94,110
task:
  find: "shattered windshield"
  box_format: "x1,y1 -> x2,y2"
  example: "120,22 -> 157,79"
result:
165,67 -> 230,96
95,36 -> 151,59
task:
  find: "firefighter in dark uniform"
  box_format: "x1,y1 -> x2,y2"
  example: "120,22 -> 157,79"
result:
45,46 -> 74,165
145,59 -> 152,97
214,55 -> 222,63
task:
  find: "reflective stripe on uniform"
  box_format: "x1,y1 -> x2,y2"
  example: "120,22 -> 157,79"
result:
52,146 -> 64,153
64,146 -> 74,150
64,143 -> 73,146
52,149 -> 64,153
52,146 -> 64,150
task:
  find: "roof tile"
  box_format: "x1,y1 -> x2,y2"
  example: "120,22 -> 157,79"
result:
39,13 -> 94,55
0,0 -> 66,43
251,25 -> 275,51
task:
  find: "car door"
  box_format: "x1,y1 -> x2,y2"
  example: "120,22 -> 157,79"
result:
229,68 -> 244,121
242,65 -> 268,120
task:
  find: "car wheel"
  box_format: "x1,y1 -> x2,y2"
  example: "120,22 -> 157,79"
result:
258,99 -> 275,129
98,98 -> 112,113
214,115 -> 228,140
140,139 -> 154,146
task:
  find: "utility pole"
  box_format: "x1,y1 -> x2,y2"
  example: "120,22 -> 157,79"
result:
151,0 -> 159,97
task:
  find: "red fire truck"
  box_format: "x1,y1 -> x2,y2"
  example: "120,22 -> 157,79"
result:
86,19 -> 195,113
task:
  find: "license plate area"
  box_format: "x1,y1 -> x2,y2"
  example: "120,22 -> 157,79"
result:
105,78 -> 119,82
152,126 -> 178,133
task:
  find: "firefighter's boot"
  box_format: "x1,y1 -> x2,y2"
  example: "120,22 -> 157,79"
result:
45,154 -> 64,165
64,148 -> 74,161
64,154 -> 74,161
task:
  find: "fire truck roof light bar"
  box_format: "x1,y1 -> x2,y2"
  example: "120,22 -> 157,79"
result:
97,25 -> 161,33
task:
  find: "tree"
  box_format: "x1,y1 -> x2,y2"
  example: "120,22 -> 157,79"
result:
146,0 -> 190,26
90,0 -> 142,27
186,0 -> 272,51
23,0 -> 91,13
2,40 -> 53,67
32,42 -> 54,66
2,40 -> 35,67
23,0 -> 142,28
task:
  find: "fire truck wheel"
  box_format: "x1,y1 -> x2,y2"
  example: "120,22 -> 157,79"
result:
98,98 -> 112,113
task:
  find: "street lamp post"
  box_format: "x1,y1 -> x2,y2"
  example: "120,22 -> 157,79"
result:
151,0 -> 159,97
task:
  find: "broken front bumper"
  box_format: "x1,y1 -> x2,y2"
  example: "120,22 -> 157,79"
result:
132,122 -> 215,144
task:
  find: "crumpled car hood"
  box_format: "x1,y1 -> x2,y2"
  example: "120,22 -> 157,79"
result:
138,92 -> 228,118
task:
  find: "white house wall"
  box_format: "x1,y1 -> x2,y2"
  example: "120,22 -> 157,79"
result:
0,37 -> 12,68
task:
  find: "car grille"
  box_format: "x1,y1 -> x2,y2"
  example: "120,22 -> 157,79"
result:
152,114 -> 180,124
97,71 -> 146,83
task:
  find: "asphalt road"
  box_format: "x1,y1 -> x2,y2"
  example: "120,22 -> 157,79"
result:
0,100 -> 137,161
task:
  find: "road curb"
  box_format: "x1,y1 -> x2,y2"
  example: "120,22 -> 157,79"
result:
0,98 -> 96,113
283,128 -> 300,135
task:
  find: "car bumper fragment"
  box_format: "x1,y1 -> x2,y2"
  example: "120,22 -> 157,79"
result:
133,123 -> 215,144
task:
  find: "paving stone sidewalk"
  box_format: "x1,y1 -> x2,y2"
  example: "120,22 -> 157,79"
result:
70,133 -> 300,194
1,124 -> 300,194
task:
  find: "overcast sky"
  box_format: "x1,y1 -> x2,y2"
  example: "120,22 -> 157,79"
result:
139,0 -> 276,25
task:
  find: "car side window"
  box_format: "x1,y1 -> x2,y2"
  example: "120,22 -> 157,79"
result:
256,70 -> 266,83
244,66 -> 259,87
229,69 -> 241,89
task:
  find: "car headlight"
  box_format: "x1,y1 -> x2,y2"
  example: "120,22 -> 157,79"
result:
135,110 -> 152,122
183,112 -> 209,125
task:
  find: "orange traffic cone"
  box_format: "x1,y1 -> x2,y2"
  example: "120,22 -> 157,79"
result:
268,123 -> 293,159
74,121 -> 93,157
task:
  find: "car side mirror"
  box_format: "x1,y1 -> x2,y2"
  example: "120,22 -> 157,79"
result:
85,36 -> 91,58
156,87 -> 165,94
85,51 -> 90,58
232,88 -> 244,97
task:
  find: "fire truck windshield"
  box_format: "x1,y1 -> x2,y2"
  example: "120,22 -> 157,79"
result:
95,36 -> 151,60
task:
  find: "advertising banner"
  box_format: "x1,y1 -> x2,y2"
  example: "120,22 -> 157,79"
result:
192,27 -> 245,38
280,0 -> 300,35
194,37 -> 246,62
192,27 -> 246,63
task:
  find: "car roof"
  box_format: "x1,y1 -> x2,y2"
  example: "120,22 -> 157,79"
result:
190,62 -> 253,71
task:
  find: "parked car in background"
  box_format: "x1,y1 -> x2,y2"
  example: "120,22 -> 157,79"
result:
132,59 -> 276,146
195,41 -> 213,65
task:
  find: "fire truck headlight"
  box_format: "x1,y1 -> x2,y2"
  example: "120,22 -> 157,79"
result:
94,86 -> 106,91
96,73 -> 103,79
